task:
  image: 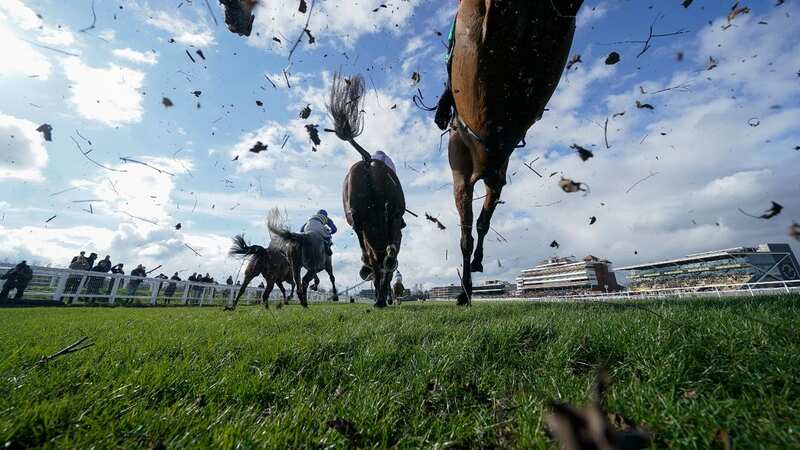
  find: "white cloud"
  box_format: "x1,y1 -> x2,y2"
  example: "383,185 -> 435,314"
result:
248,0 -> 422,51
146,10 -> 215,47
0,26 -> 52,79
112,48 -> 159,65
62,57 -> 145,126
0,0 -> 77,47
577,2 -> 610,28
98,29 -> 116,42
0,113 -> 48,181
71,157 -> 194,225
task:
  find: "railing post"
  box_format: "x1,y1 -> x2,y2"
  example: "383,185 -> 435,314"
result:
228,286 -> 235,307
747,284 -> 754,297
784,281 -> 790,294
109,277 -> 120,305
71,274 -> 88,304
715,287 -> 721,298
150,281 -> 159,305
181,282 -> 190,305
52,273 -> 68,302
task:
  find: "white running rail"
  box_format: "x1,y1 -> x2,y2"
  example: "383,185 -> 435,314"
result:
0,265 -> 334,306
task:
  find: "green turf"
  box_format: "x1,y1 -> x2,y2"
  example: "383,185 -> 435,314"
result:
0,296 -> 798,449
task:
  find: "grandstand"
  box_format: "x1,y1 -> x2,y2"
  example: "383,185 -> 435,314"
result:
428,284 -> 462,300
617,243 -> 800,291
515,255 -> 619,296
429,280 -> 513,300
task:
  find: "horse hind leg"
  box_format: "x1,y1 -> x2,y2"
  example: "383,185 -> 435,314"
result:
452,175 -> 474,306
276,282 -> 287,309
325,258 -> 339,302
262,281 -> 275,309
227,270 -> 255,310
300,270 -> 316,308
471,179 -> 505,273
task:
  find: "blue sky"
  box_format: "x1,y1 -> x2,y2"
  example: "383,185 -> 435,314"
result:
1,0 -> 798,289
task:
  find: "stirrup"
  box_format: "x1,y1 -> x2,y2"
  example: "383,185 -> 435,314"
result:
435,96 -> 454,130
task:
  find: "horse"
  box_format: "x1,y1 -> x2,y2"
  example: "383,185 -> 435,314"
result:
267,210 -> 339,308
225,234 -> 295,310
444,0 -> 584,305
329,72 -> 406,308
391,279 -> 405,306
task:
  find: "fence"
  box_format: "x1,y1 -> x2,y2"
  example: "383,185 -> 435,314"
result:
467,279 -> 800,303
0,265 -> 335,306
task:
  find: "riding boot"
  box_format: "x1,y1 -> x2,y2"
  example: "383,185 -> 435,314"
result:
434,87 -> 454,130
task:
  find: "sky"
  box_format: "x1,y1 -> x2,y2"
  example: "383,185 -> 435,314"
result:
0,0 -> 798,291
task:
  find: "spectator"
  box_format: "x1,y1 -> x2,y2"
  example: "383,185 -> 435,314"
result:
127,264 -> 147,300
154,273 -> 168,300
226,276 -> 234,286
164,272 -> 181,304
188,273 -> 199,303
86,255 -> 112,301
71,251 -> 86,265
65,251 -> 96,298
107,263 -> 125,295
0,260 -> 33,302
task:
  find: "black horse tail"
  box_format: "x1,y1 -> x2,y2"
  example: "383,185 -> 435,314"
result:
229,234 -> 267,258
328,71 -> 371,162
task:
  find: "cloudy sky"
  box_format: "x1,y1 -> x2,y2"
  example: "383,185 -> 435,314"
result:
0,0 -> 798,290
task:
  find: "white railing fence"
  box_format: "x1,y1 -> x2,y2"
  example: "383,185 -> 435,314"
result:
432,279 -> 800,303
0,266 -> 338,306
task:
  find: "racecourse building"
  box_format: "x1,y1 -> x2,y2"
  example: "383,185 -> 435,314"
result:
515,256 -> 619,296
429,284 -> 462,300
429,280 -> 514,299
617,243 -> 800,291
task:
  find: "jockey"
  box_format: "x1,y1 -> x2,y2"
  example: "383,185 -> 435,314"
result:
301,209 -> 337,255
434,5 -> 459,130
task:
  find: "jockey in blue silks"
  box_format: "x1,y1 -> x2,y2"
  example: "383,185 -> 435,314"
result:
434,3 -> 459,130
301,209 -> 337,255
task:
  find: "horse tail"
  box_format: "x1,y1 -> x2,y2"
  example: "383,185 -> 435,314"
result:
328,71 -> 371,161
229,234 -> 267,258
267,211 -> 306,246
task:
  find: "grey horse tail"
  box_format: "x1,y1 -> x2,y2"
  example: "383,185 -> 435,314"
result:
229,234 -> 267,258
267,222 -> 306,246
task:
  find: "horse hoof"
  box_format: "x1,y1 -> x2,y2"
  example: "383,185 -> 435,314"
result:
470,260 -> 484,273
311,285 -> 319,292
332,295 -> 339,302
374,301 -> 387,308
359,265 -> 374,281
456,292 -> 470,306
223,306 -> 234,311
387,298 -> 393,305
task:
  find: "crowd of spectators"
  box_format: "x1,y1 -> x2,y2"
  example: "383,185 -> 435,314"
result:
1,251 -> 245,305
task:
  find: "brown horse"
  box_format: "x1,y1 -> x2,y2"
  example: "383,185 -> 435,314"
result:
329,73 -> 406,308
445,0 -> 583,305
267,210 -> 339,308
225,234 -> 295,310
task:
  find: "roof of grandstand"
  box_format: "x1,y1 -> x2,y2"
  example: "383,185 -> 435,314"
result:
616,244 -> 793,271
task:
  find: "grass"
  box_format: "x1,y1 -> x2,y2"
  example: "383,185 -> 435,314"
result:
0,295 -> 798,449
